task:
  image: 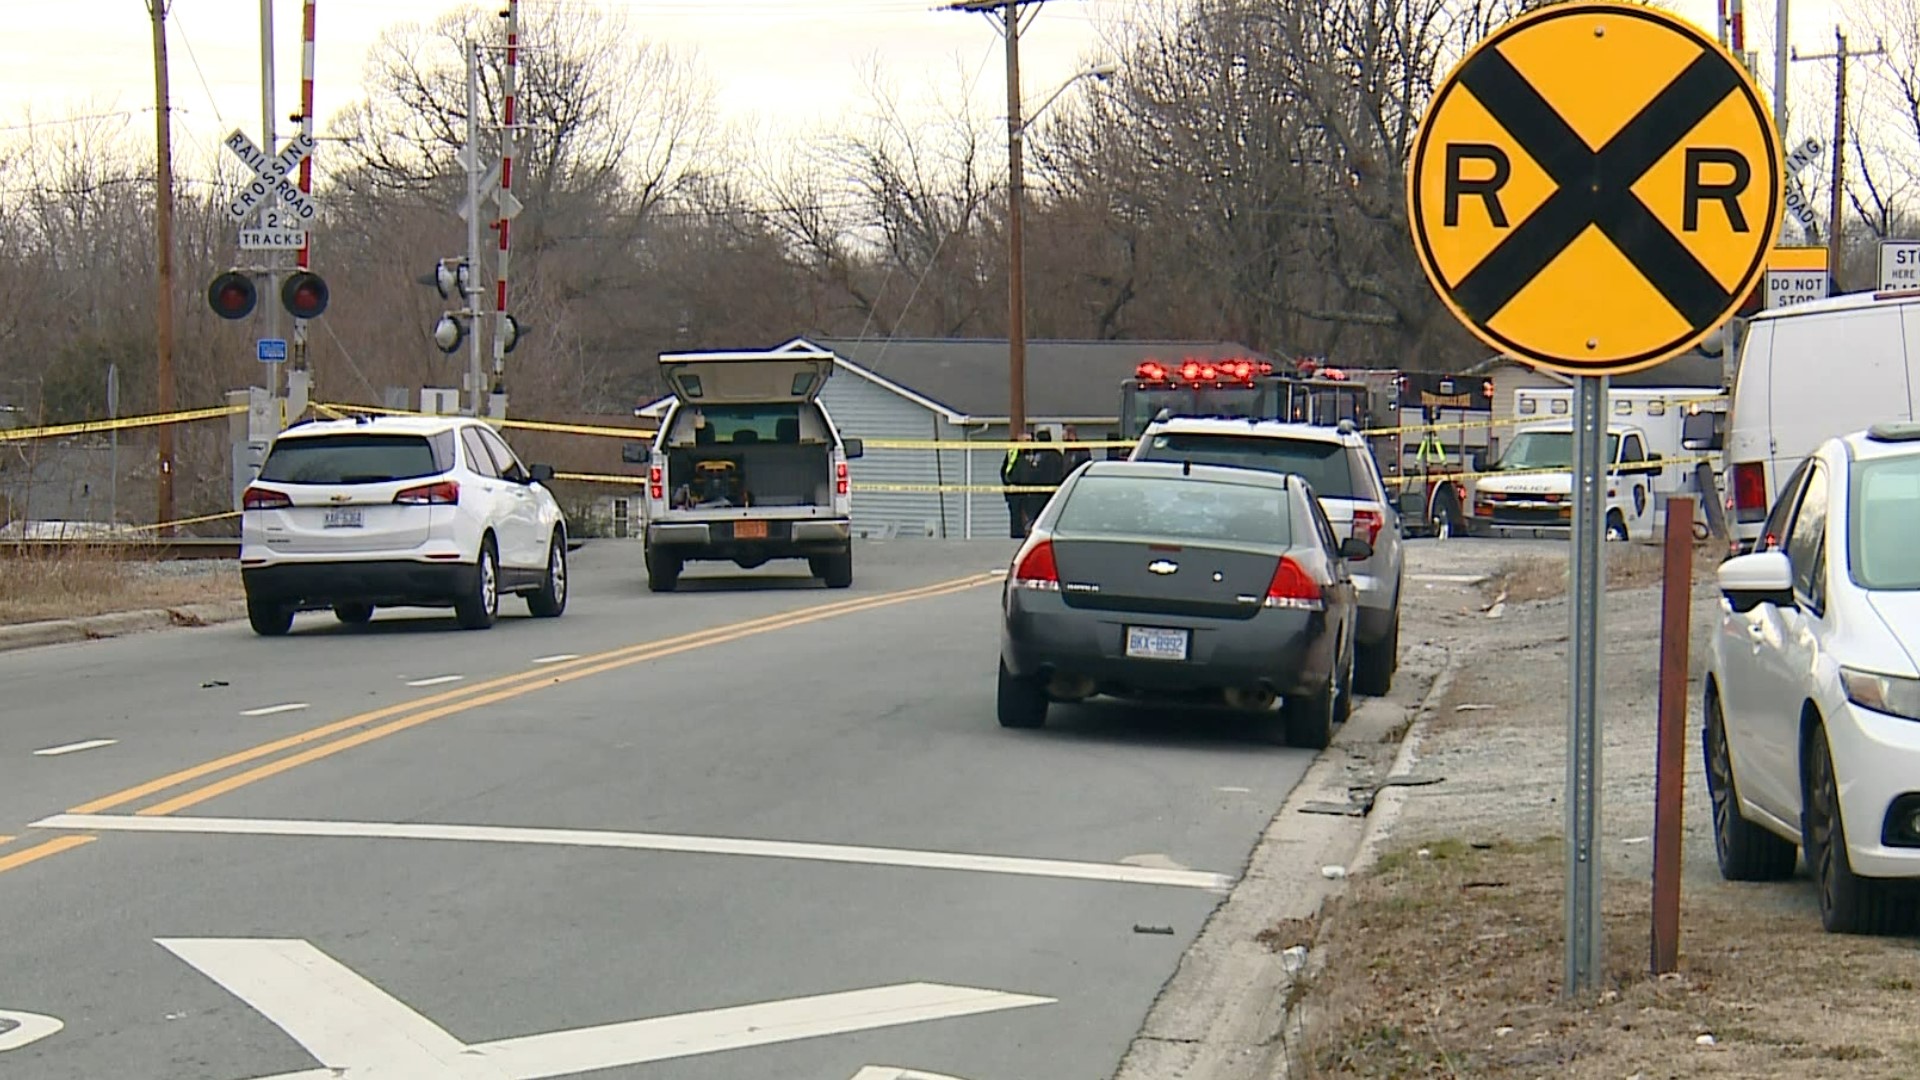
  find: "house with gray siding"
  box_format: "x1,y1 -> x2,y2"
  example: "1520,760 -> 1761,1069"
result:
640,335 -> 1273,540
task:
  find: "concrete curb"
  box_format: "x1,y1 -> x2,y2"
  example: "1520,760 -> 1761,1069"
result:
1110,643 -> 1459,1080
0,600 -> 248,654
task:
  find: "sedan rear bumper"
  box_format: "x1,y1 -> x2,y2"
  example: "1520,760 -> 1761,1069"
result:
243,559 -> 477,610
1001,589 -> 1335,698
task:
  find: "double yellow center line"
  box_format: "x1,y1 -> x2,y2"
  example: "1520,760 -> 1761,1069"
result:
1,571 -> 1000,878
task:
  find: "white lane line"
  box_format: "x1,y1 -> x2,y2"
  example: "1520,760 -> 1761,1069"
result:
850,1069 -> 976,1080
157,937 -> 1051,1080
531,654 -> 579,665
31,740 -> 117,757
405,675 -> 464,687
0,1010 -> 63,1052
240,703 -> 310,718
39,814 -> 1233,891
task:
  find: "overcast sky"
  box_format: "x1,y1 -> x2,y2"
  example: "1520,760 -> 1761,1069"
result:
0,0 -> 1850,182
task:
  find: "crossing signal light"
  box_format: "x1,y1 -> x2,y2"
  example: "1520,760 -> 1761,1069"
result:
207,272 -> 257,320
281,272 -> 329,320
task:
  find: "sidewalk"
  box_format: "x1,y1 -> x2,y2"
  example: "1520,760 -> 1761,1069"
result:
1286,548 -> 1920,1078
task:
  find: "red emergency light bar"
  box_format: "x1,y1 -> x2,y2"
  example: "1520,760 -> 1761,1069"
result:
1134,358 -> 1274,385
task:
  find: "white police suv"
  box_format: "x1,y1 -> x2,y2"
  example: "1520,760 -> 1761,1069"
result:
239,415 -> 569,635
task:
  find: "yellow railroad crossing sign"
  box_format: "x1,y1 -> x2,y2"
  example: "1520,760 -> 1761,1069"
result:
1408,2 -> 1783,376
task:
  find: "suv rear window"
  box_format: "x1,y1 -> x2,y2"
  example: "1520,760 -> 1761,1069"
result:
1054,474 -> 1291,546
1136,432 -> 1356,497
258,432 -> 454,484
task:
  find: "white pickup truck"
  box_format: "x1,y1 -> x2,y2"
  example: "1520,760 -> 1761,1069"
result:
641,345 -> 863,591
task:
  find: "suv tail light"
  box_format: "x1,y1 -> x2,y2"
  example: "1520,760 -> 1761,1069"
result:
394,480 -> 459,505
242,486 -> 291,511
1265,556 -> 1323,610
1012,539 -> 1059,590
1351,507 -> 1383,547
836,460 -> 849,496
1731,461 -> 1767,523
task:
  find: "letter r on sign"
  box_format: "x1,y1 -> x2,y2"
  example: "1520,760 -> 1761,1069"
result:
1445,144 -> 1511,227
1683,149 -> 1750,232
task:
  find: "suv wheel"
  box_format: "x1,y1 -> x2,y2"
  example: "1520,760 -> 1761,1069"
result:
1355,615 -> 1398,696
247,594 -> 294,637
1704,689 -> 1795,881
646,548 -> 681,593
333,603 -> 374,626
527,533 -> 568,617
455,539 -> 499,630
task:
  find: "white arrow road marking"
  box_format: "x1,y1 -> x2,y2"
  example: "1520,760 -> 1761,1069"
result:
159,939 -> 1053,1080
850,1068 -> 976,1080
0,1010 -> 63,1052
40,814 -> 1231,891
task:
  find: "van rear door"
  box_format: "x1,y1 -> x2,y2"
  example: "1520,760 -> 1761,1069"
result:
658,348 -> 834,405
1767,306 -> 1911,476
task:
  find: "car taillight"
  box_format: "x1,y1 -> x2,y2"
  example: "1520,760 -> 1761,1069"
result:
1012,539 -> 1059,590
1732,461 -> 1767,523
1265,556 -> 1323,610
394,480 -> 459,505
836,460 -> 849,496
649,464 -> 664,501
242,486 -> 291,511
1351,507 -> 1383,546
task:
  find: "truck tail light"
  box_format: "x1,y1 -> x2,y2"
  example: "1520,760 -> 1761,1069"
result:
394,480 -> 459,505
836,460 -> 849,496
1731,461 -> 1767,523
242,486 -> 291,511
649,464 -> 664,501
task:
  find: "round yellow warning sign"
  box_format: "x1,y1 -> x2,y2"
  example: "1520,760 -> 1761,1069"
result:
1407,2 -> 1783,376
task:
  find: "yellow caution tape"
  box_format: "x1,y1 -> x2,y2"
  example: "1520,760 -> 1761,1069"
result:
1382,453 -> 1723,489
125,511 -> 242,533
0,405 -> 245,443
317,403 -> 656,440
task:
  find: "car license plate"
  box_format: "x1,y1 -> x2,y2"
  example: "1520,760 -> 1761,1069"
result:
1125,626 -> 1189,661
734,520 -> 768,540
324,508 -> 363,529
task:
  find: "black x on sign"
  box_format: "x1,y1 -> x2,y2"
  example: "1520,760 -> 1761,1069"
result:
1408,2 -> 1782,376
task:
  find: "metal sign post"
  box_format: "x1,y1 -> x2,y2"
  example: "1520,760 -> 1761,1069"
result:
1566,373 -> 1607,989
1407,1 -> 1784,999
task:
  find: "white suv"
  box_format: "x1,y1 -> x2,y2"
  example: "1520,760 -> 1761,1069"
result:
1706,422 -> 1920,933
240,415 -> 569,636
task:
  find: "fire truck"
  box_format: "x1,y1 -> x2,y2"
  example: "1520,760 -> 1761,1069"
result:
1114,359 -> 1494,537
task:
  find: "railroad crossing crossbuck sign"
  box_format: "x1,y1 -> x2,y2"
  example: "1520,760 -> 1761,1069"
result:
1408,2 -> 1784,375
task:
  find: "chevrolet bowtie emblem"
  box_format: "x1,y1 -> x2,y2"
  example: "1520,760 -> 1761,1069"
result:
1148,560 -> 1178,575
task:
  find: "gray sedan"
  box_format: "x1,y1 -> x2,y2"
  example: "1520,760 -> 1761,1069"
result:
997,460 -> 1369,748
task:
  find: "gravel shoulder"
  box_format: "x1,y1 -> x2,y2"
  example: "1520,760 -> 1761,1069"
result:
1286,539 -> 1920,1078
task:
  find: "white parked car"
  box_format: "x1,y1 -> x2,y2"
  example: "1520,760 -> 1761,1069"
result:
240,415 -> 569,636
1705,422 -> 1920,934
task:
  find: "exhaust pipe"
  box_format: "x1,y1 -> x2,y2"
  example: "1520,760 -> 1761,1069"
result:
1224,686 -> 1277,712
1046,673 -> 1096,701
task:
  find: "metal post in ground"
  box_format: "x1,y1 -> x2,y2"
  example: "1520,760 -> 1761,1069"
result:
1565,373 -> 1607,997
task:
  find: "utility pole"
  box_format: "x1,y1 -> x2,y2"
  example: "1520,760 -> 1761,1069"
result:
1772,0 -> 1789,139
943,0 -> 1046,441
148,0 -> 177,532
1794,28 -> 1886,293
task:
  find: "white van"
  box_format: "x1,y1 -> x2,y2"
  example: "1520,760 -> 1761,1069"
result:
641,345 -> 863,591
1722,289 -> 1920,552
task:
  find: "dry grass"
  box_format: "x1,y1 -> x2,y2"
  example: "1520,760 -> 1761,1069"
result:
1297,838 -> 1920,1079
1487,544 -> 1720,605
0,547 -> 242,625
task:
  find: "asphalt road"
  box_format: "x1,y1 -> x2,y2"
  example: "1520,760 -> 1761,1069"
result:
0,537 -> 1526,1080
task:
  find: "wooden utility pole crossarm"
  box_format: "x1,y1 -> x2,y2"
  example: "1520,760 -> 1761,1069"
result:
1792,28 -> 1887,293
148,0 -> 177,532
